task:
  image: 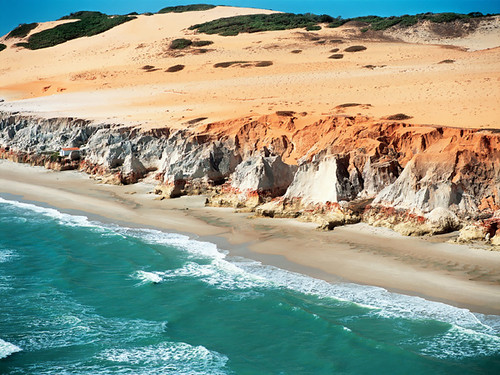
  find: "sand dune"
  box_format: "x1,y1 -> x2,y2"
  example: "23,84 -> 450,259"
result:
0,6 -> 499,129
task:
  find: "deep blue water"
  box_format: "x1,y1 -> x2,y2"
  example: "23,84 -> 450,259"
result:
0,196 -> 499,374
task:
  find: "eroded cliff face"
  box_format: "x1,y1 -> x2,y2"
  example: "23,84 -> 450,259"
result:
1,111 -> 499,243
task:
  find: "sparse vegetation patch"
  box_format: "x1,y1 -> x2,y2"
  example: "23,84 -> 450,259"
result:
337,103 -> 361,108
214,61 -> 248,68
344,45 -> 367,52
166,64 -> 185,72
6,23 -> 38,39
192,40 -> 213,47
306,25 -> 321,31
0,44 -> 6,52
330,48 -> 339,53
170,38 -> 193,49
387,113 -> 413,120
158,4 -> 216,14
439,59 -> 455,64
186,117 -> 208,125
329,54 -> 344,59
291,49 -> 302,54
276,111 -> 295,117
141,65 -> 159,72
255,61 -> 273,67
214,61 -> 273,68
15,11 -> 135,50
363,64 -> 386,69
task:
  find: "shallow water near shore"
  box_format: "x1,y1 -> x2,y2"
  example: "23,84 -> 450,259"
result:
1,196 -> 500,374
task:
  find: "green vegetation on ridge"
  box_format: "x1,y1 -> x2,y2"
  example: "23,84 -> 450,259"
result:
158,4 -> 216,14
0,43 -> 6,52
190,13 -> 334,36
328,12 -> 490,30
190,11 -> 494,36
6,22 -> 38,39
15,11 -> 135,50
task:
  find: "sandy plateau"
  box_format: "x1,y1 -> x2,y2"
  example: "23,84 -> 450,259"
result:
0,6 -> 499,129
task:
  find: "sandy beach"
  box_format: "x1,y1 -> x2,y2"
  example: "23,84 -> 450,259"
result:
1,159 -> 499,315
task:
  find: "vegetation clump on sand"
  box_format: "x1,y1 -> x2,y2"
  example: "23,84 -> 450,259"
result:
6,22 -> 38,39
214,61 -> 273,68
329,54 -> 344,59
192,40 -> 213,47
15,11 -> 135,50
387,113 -> 413,120
158,4 -> 216,14
166,64 -> 185,72
344,45 -> 367,52
190,13 -> 334,36
170,38 -> 193,49
0,44 -> 6,52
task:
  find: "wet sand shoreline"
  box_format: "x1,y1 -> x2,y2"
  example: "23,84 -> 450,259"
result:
1,159 -> 499,315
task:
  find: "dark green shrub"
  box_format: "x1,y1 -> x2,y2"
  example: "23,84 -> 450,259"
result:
428,12 -> 469,23
192,40 -> 213,47
306,25 -> 321,31
328,18 -> 347,28
0,44 -> 6,52
344,45 -> 367,52
158,4 -> 216,13
337,103 -> 361,108
166,64 -> 185,72
190,13 -> 329,36
255,61 -> 273,67
6,23 -> 38,39
387,113 -> 412,120
18,12 -> 135,49
318,14 -> 334,23
329,54 -> 343,59
170,38 -> 193,49
59,11 -> 102,20
214,61 -> 249,68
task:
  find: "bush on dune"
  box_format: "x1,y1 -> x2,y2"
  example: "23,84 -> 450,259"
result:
0,43 -> 6,52
158,4 -> 216,14
190,13 -> 334,36
16,11 -> 135,50
170,38 -> 193,49
6,22 -> 38,39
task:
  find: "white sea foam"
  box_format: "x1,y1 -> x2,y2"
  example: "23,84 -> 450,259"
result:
0,248 -> 18,263
0,197 -> 95,228
121,227 -> 226,260
407,325 -> 500,359
10,288 -> 167,352
133,270 -> 163,285
0,338 -> 22,359
99,341 -> 229,374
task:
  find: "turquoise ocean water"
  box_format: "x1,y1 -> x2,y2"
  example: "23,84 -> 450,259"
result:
1,196 -> 500,374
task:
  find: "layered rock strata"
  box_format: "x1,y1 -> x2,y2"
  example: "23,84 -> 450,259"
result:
1,111 -> 499,244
